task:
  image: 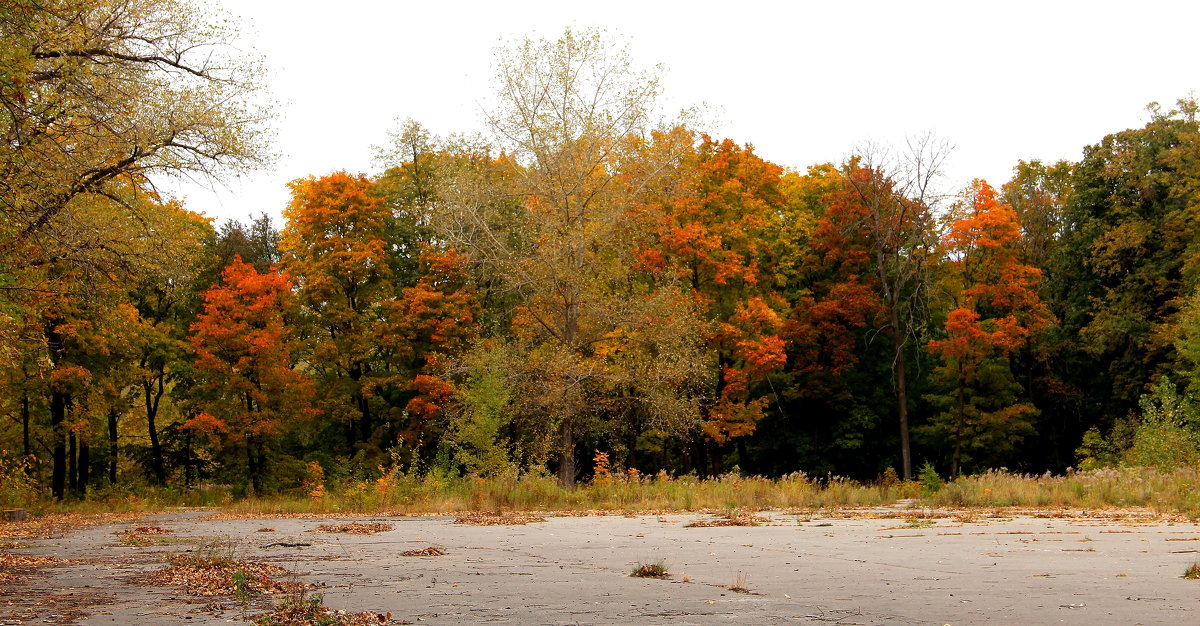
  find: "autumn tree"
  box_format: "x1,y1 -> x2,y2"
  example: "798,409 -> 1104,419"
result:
0,0 -> 269,276
924,181 -> 1053,475
281,172 -> 395,446
816,142 -> 945,479
431,30 -> 708,486
187,257 -> 316,494
631,134 -> 789,472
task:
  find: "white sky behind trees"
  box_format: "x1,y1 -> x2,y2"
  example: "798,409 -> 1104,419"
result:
166,0 -> 1200,225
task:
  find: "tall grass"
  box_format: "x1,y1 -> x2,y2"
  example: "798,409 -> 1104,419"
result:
6,467 -> 1200,518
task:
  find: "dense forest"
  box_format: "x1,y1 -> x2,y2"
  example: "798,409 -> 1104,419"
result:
5,1 -> 1200,501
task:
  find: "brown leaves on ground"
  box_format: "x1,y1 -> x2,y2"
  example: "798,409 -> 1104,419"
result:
685,513 -> 770,527
256,592 -> 400,625
400,546 -> 445,557
0,512 -> 142,542
0,551 -> 62,584
119,525 -> 174,545
452,511 -> 546,526
138,554 -> 300,596
314,522 -> 393,535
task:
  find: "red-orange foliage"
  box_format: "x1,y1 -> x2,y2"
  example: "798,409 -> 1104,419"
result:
930,181 -> 1053,366
634,135 -> 789,449
785,165 -> 886,396
187,257 -> 316,485
377,248 -> 477,441
926,181 -> 1054,475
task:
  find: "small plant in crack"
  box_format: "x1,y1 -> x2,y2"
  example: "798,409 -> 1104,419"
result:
729,571 -> 751,593
630,560 -> 669,578
1184,563 -> 1200,579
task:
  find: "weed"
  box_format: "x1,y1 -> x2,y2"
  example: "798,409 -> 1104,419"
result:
1185,563 -> 1200,579
233,569 -> 251,616
400,546 -> 446,557
729,572 -> 750,593
255,583 -> 393,625
630,559 -> 669,578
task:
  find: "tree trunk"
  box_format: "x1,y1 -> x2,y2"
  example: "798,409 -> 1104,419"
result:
78,441 -> 90,495
68,430 -> 77,493
891,307 -> 913,481
51,390 -> 67,499
558,420 -> 575,488
144,375 -> 166,483
951,365 -> 966,478
108,407 -> 119,484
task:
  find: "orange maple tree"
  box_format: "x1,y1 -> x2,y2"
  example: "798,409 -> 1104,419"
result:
281,171 -> 395,444
633,135 -> 789,468
187,256 -> 317,493
926,181 -> 1053,475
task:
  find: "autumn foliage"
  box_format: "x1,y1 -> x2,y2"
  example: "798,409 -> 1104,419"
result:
7,22 -> 1200,498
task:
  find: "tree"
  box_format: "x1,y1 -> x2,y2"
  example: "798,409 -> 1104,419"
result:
281,172 -> 395,446
0,0 -> 268,262
924,181 -> 1053,475
631,135 -> 790,471
187,257 -> 316,494
1056,99 -> 1200,430
431,30 -> 707,486
817,142 -> 945,479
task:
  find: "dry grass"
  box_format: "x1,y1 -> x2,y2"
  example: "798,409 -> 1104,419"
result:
313,523 -> 393,535
630,560 -> 669,578
1185,563 -> 1200,580
400,546 -> 445,557
202,468 -> 1200,519
12,467 -> 1200,520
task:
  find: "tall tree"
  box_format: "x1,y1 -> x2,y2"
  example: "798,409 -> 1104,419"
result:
0,0 -> 269,270
632,134 -> 789,471
924,181 -> 1053,475
431,30 -> 707,486
187,257 -> 316,494
281,172 -> 395,446
1057,99 -> 1200,430
817,144 -> 945,479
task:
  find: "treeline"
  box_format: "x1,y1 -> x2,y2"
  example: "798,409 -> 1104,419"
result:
4,7 -> 1200,499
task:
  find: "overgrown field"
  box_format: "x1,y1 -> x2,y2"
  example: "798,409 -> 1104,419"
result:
8,467 -> 1200,519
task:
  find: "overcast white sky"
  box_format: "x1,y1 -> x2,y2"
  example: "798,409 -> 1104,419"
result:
165,0 -> 1200,225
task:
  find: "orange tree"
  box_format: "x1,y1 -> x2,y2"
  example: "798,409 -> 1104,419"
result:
923,181 -> 1053,475
280,172 -> 395,449
631,134 -> 789,473
187,257 -> 316,494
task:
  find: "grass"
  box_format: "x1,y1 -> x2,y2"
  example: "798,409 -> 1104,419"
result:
630,559 -> 669,578
7,467 -> 1200,519
1185,563 -> 1200,580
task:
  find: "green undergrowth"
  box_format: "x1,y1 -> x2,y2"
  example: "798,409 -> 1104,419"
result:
8,467 -> 1200,519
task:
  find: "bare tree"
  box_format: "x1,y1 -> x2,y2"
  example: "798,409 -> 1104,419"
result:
842,134 -> 950,479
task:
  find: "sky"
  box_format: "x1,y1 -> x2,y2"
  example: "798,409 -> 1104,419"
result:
164,0 -> 1200,225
